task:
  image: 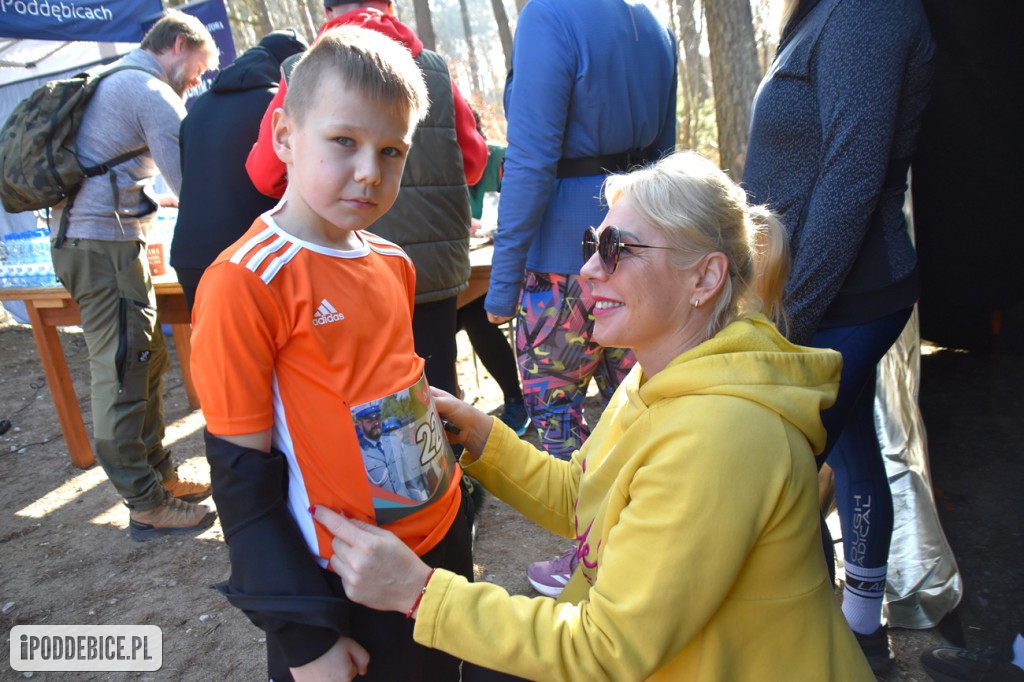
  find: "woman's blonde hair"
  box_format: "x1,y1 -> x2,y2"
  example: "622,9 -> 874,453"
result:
602,151 -> 789,338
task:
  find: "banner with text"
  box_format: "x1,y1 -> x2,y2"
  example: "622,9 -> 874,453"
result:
0,0 -> 163,42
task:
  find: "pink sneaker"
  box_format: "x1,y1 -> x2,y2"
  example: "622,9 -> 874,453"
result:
527,548 -> 579,597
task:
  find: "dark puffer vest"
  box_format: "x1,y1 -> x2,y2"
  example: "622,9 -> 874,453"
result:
371,50 -> 471,304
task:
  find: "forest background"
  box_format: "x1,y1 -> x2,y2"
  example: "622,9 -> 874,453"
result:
193,0 -> 776,181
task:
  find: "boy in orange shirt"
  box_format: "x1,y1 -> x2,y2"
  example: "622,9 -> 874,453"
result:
189,27 -> 475,681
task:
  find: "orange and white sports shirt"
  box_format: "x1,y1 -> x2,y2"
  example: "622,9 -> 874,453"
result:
190,213 -> 461,564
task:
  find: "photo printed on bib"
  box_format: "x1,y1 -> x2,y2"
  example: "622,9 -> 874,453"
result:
351,374 -> 456,524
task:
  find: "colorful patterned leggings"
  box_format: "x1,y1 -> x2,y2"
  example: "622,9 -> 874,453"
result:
515,271 -> 635,460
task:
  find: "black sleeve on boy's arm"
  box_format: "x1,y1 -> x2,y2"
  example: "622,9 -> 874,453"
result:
204,430 -> 351,668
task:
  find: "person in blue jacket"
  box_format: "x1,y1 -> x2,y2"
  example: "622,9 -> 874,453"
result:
484,0 -> 677,461
742,0 -> 934,673
482,0 -> 676,597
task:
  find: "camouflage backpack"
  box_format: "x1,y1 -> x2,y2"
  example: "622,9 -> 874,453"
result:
0,65 -> 149,244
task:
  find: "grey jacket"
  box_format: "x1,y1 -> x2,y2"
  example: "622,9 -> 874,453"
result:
65,49 -> 187,242
743,0 -> 933,344
369,50 -> 471,304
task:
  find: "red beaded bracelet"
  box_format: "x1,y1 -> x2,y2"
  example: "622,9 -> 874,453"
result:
406,568 -> 436,619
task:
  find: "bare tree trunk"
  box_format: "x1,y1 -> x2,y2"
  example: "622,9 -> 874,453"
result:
677,0 -> 707,103
305,0 -> 324,38
295,0 -> 318,42
514,0 -> 527,16
412,0 -> 437,52
670,0 -> 706,150
490,0 -> 514,71
458,0 -> 483,94
704,0 -> 761,179
667,0 -> 687,148
252,0 -> 274,39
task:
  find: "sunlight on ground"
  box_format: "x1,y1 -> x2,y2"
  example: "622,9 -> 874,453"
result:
91,500 -> 128,527
16,465 -> 107,519
165,409 -> 207,449
15,410 -> 208,523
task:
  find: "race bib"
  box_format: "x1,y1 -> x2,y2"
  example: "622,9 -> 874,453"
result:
350,374 -> 456,524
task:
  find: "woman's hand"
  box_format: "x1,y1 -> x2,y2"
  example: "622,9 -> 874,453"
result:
431,387 -> 494,456
313,506 -> 433,616
290,635 -> 369,681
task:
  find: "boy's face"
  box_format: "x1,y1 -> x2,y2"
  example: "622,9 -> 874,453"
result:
273,72 -> 412,247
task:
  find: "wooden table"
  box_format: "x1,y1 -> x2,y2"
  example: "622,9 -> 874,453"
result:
458,243 -> 493,308
1,245 -> 493,470
0,277 -> 197,469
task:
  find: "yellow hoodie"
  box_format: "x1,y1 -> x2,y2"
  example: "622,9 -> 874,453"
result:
414,314 -> 874,681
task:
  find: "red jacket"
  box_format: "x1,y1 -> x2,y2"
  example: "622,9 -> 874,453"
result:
246,8 -> 486,198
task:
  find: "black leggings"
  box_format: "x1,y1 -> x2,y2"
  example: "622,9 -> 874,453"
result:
413,296 -> 459,396
456,297 -> 523,403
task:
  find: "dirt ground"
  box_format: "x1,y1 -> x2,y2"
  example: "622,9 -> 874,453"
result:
0,305 -> 1018,681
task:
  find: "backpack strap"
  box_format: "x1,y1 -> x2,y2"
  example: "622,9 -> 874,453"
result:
82,146 -> 149,178
51,186 -> 78,249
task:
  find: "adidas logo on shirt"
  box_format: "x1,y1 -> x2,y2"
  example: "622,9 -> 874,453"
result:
313,299 -> 345,326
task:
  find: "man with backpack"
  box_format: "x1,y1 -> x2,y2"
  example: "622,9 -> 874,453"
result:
48,10 -> 219,541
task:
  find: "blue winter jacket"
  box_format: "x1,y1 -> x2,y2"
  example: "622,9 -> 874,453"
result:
485,0 -> 677,317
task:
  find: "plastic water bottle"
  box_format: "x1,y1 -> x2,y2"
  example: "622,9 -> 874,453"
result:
31,229 -> 48,263
5,232 -> 20,264
10,264 -> 24,288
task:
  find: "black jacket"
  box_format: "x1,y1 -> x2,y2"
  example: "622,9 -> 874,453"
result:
171,45 -> 287,271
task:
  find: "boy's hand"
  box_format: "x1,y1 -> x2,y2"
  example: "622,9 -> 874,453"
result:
431,387 -> 493,456
313,507 -> 432,615
487,312 -> 513,325
290,636 -> 369,681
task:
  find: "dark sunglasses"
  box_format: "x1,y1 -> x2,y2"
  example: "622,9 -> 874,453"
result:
582,226 -> 673,274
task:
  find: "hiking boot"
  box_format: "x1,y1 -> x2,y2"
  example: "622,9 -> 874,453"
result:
129,496 -> 216,542
855,624 -> 895,676
499,400 -> 530,436
527,548 -> 578,598
163,470 -> 212,503
921,644 -> 1024,682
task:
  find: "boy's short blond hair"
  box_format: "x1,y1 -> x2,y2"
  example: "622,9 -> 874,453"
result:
284,25 -> 429,132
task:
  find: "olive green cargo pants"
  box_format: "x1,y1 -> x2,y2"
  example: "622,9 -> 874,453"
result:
51,237 -> 172,511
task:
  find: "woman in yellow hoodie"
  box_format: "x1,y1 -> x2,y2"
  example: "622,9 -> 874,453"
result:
313,152 -> 874,681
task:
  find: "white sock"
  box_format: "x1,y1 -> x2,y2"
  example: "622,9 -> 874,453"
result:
842,563 -> 887,635
1011,633 -> 1024,670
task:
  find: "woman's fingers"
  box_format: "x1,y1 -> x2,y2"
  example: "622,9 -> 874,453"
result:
312,505 -> 431,613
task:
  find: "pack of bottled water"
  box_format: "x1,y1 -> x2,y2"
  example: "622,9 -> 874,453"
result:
0,227 -> 61,289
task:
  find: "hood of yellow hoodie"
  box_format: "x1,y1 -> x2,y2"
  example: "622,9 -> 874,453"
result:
624,314 -> 842,455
